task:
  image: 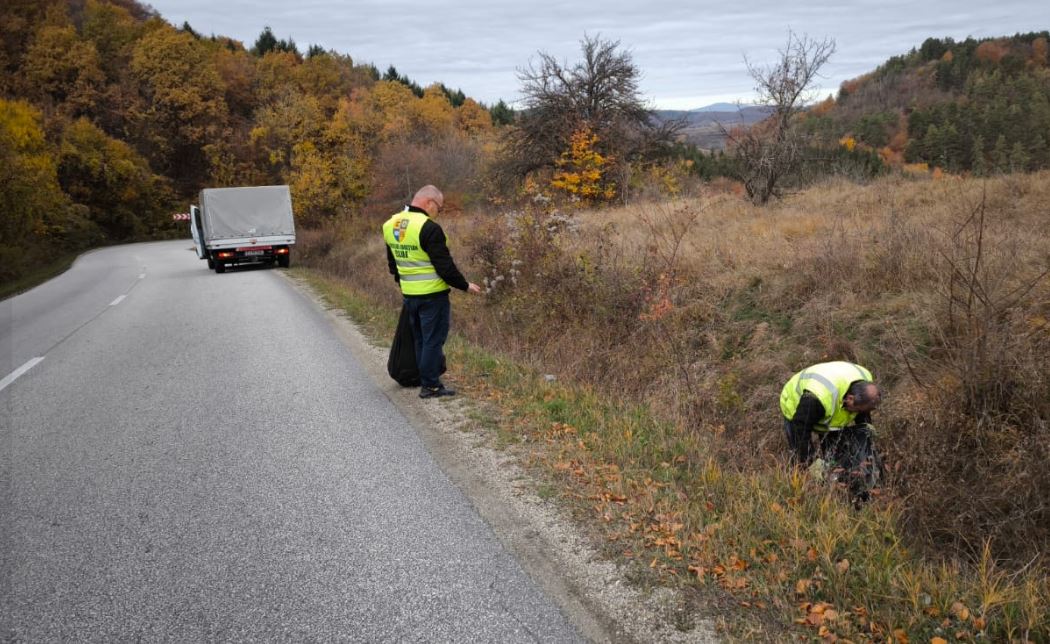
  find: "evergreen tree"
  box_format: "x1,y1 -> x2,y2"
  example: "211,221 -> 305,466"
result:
1009,141 -> 1029,173
971,134 -> 987,176
438,83 -> 465,107
1029,134 -> 1048,168
993,134 -> 1010,173
489,99 -> 514,126
924,123 -> 942,165
942,123 -> 963,170
252,26 -> 277,56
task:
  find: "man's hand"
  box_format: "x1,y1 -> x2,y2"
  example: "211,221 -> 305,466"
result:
467,282 -> 482,294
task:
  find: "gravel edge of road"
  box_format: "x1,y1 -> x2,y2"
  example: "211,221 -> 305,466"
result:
281,272 -> 720,644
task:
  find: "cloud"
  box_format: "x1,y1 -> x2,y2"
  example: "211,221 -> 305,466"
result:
151,0 -> 1048,108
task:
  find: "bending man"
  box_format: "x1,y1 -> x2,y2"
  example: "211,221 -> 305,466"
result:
779,361 -> 882,464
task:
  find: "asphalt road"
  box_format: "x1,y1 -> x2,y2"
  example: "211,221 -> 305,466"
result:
0,242 -> 583,642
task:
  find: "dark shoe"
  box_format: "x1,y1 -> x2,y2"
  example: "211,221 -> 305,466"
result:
419,385 -> 456,399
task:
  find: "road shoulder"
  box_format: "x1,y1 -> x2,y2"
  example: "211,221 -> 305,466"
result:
281,272 -> 719,643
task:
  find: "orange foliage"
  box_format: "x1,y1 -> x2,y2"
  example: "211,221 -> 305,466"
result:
839,135 -> 857,152
941,50 -> 954,63
808,96 -> 835,117
1032,38 -> 1048,67
879,146 -> 903,166
839,76 -> 866,97
453,98 -> 492,136
888,122 -> 909,153
975,41 -> 1007,64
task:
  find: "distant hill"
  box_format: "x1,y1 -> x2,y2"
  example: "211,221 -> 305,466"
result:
691,102 -> 749,112
655,104 -> 773,149
800,32 -> 1050,173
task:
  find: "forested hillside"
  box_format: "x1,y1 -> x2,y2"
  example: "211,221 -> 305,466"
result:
0,0 -> 500,286
4,1 -> 1048,292
802,32 -> 1050,174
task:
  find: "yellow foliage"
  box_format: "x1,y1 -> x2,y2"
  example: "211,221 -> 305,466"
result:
839,136 -> 857,152
454,98 -> 493,136
903,162 -> 930,176
550,127 -> 616,202
412,84 -> 455,137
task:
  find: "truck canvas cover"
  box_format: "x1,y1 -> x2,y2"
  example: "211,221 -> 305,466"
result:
199,185 -> 295,242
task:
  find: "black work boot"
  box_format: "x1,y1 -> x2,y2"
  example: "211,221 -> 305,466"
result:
419,384 -> 456,399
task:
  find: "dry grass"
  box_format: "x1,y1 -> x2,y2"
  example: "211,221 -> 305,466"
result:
299,170 -> 1050,640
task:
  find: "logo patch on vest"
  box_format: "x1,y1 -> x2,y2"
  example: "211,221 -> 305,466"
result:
393,218 -> 409,242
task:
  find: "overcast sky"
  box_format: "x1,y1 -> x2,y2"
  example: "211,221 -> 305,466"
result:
145,0 -> 1047,109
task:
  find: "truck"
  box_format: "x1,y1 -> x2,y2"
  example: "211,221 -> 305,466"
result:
190,185 -> 295,274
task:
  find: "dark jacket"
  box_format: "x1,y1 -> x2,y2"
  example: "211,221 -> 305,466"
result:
787,391 -> 872,463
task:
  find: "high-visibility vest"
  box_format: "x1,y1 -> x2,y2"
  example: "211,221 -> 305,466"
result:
382,209 -> 450,296
779,361 -> 873,431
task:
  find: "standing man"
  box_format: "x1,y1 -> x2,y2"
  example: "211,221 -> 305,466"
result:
779,361 -> 882,464
383,185 -> 481,399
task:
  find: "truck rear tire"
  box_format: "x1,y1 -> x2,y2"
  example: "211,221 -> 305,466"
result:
207,257 -> 215,269
277,254 -> 290,268
215,262 -> 226,274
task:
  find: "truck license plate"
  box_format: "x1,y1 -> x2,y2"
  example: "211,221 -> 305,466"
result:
244,250 -> 265,256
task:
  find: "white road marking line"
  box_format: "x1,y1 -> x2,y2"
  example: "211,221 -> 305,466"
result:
0,357 -> 45,393
110,295 -> 126,306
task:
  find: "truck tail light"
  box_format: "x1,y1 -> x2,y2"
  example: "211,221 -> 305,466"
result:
275,248 -> 289,255
217,251 -> 234,259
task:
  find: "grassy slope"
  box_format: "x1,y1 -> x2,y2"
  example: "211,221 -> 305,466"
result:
298,171 -> 1050,641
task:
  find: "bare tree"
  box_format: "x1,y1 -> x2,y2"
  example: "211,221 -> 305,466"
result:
724,31 -> 836,204
499,34 -> 678,190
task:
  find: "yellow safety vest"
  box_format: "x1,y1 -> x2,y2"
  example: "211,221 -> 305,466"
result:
382,209 -> 450,296
779,361 -> 873,431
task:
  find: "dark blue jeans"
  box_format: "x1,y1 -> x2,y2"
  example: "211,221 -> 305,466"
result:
404,293 -> 450,388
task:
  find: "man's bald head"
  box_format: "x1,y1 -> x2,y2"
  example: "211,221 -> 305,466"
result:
411,185 -> 443,216
844,381 -> 881,414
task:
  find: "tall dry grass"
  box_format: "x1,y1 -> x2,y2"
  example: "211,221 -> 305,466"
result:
299,172 -> 1050,613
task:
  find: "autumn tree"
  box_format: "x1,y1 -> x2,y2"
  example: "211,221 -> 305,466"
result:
412,84 -> 456,140
0,98 -> 85,281
20,19 -> 105,117
127,23 -> 229,189
58,118 -> 171,240
504,34 -> 677,190
81,0 -> 141,81
724,31 -> 836,204
254,50 -> 302,103
249,91 -> 325,180
295,50 -> 365,116
0,99 -> 66,248
455,98 -> 493,136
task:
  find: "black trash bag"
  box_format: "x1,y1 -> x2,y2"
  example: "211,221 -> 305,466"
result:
820,423 -> 884,504
387,303 -> 446,387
